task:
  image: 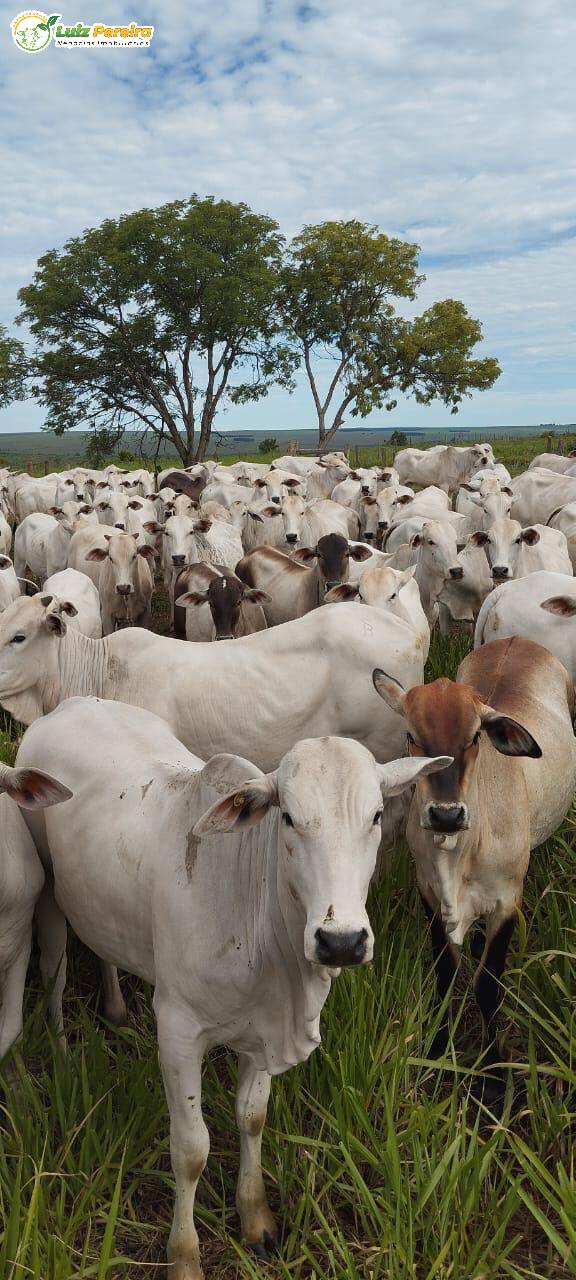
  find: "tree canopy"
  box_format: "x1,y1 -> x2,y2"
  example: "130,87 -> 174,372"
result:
0,324 -> 28,410
282,220 -> 501,448
18,196 -> 296,464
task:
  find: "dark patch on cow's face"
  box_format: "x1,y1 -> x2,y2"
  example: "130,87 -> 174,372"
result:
315,533 -> 350,588
404,679 -> 481,817
206,576 -> 243,639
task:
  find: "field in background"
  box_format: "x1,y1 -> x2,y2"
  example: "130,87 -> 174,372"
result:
0,442 -> 574,1276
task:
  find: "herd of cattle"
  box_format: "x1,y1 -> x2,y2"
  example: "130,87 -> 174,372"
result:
0,441 -> 574,1276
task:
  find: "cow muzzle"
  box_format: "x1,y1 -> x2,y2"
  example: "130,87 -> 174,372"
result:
172,554 -> 186,566
116,583 -> 133,596
114,522 -> 126,530
492,565 -> 509,580
449,565 -> 464,579
314,927 -> 370,967
424,801 -> 468,833
286,533 -> 298,544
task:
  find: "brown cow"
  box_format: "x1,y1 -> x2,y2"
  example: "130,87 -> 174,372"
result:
373,637 -> 576,1105
236,535 -> 372,626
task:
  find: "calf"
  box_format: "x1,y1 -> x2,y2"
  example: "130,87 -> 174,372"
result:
17,698 -> 450,1274
325,564 -> 430,657
43,568 -> 102,639
373,637 -> 576,1102
174,563 -> 269,641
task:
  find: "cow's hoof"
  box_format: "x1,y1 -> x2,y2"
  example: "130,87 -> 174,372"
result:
250,1230 -> 280,1261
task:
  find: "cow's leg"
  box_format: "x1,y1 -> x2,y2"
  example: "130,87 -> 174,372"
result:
235,1055 -> 277,1256
35,880 -> 67,1049
0,936 -> 32,1060
420,892 -> 459,1057
155,998 -> 208,1280
473,908 -> 515,1104
100,962 -> 127,1025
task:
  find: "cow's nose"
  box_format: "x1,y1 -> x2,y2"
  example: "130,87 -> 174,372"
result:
378,520 -> 388,530
428,803 -> 466,833
215,635 -> 234,641
363,531 -> 374,540
361,485 -> 370,494
172,554 -> 186,566
315,928 -> 368,967
286,533 -> 298,544
271,496 -> 281,505
449,565 -> 464,579
492,565 -> 509,580
116,584 -> 132,596
114,522 -> 125,530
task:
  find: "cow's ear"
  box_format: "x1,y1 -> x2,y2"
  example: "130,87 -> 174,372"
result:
247,509 -> 264,523
395,494 -> 413,507
410,532 -> 423,548
258,505 -> 281,518
349,543 -> 372,561
85,547 -> 109,562
397,564 -> 417,589
128,499 -> 143,509
540,596 -> 576,617
142,520 -> 164,534
44,607 -> 67,636
372,668 -> 407,716
377,755 -> 453,796
520,527 -> 540,545
253,477 -> 266,488
349,470 -> 361,481
0,555 -> 12,570
242,587 -> 272,604
292,547 -> 317,563
175,591 -> 208,608
502,486 -> 513,496
60,600 -> 78,617
283,478 -> 301,490
325,583 -> 359,603
479,705 -> 542,757
193,518 -> 212,534
0,766 -> 72,810
470,530 -> 490,546
137,543 -> 156,560
194,772 -> 278,833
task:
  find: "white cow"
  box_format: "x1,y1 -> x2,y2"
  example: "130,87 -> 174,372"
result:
14,514 -> 59,581
510,468 -> 576,526
0,596 -> 426,782
546,503 -> 576,570
393,443 -> 495,493
470,519 -> 572,582
528,453 -> 576,474
0,558 -> 21,613
0,760 -> 72,1060
474,570 -> 576,680
68,527 -> 155,634
325,564 -> 430,658
43,569 -> 102,639
17,697 -> 450,1274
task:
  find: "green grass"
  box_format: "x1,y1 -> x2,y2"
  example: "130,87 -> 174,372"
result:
0,434 -> 574,1277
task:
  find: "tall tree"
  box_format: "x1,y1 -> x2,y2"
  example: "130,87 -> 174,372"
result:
0,324 -> 28,409
18,197 -> 296,464
282,220 -> 500,449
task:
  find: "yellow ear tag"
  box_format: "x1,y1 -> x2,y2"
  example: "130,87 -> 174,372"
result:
233,793 -> 246,808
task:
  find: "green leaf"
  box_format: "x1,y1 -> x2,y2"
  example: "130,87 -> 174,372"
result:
48,13 -> 60,23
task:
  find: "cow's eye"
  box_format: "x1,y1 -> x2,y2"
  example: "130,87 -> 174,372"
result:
427,539 -> 435,546
282,812 -> 294,828
472,730 -> 481,745
389,592 -> 397,600
373,809 -> 383,826
10,634 -> 25,645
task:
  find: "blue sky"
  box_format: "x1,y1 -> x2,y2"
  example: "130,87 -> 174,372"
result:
2,0 -> 575,436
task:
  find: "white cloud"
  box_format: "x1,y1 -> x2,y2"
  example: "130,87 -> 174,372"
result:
1,0 -> 575,434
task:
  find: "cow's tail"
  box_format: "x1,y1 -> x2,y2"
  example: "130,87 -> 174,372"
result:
474,587 -> 499,649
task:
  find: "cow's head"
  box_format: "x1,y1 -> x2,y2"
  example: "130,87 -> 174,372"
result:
0,595 -> 80,722
293,533 -> 372,589
470,518 -> 537,581
249,493 -> 307,544
411,520 -> 462,580
194,737 -> 451,969
372,670 -> 541,847
176,574 -> 270,640
162,514 -> 212,568
85,532 -> 155,595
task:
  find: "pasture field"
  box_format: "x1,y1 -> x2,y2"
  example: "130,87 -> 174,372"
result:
0,439 -> 574,1278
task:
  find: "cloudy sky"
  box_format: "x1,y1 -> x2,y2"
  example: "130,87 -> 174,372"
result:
2,0 -> 575,436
